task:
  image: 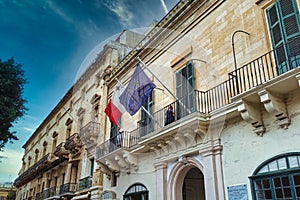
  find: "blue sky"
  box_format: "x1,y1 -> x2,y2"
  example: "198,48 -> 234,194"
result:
0,0 -> 178,183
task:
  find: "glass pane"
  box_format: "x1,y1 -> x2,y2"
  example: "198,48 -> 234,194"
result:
294,175 -> 300,185
289,156 -> 299,168
264,189 -> 272,199
276,188 -> 283,198
278,158 -> 287,170
284,188 -> 292,197
255,180 -> 263,190
282,177 -> 290,186
274,177 -> 282,187
296,186 -> 300,197
259,165 -> 269,173
269,160 -> 279,172
263,179 -> 271,188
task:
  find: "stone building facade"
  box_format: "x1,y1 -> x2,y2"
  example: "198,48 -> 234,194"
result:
96,0 -> 300,200
14,31 -> 143,200
16,0 -> 300,200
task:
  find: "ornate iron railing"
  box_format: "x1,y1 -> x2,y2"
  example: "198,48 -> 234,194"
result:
79,122 -> 100,137
95,131 -> 136,159
96,36 -> 300,159
78,176 -> 92,191
64,133 -> 82,150
59,183 -> 77,194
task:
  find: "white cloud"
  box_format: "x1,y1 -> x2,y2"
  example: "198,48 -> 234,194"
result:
46,0 -> 74,24
104,0 -> 134,27
0,148 -> 23,183
160,0 -> 169,14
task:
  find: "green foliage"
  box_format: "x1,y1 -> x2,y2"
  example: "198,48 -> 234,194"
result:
0,58 -> 27,150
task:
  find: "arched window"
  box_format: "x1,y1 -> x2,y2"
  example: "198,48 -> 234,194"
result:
123,183 -> 148,200
250,152 -> 300,200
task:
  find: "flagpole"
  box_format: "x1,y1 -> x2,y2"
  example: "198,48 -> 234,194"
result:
115,78 -> 163,128
136,56 -> 191,113
136,57 -> 192,115
137,56 -> 178,100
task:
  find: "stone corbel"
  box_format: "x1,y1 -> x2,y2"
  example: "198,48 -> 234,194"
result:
237,100 -> 265,136
105,158 -> 120,172
114,154 -> 129,171
259,89 -> 290,129
97,162 -> 112,179
123,151 -> 138,171
296,74 -> 300,87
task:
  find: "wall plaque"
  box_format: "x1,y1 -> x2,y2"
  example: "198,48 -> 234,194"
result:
227,184 -> 248,200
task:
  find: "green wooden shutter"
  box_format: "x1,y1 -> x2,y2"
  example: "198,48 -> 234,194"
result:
266,0 -> 300,74
186,61 -> 195,112
176,62 -> 195,119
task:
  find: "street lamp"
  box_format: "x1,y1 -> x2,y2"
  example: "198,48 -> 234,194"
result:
231,30 -> 250,93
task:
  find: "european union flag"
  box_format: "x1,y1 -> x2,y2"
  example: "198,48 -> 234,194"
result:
119,64 -> 156,116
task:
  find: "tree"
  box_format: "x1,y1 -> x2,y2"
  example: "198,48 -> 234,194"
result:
0,58 -> 27,150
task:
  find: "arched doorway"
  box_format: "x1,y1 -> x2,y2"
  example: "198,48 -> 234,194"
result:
123,183 -> 148,200
182,167 -> 205,200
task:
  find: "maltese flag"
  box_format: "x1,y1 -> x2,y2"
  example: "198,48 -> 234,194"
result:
105,82 -> 126,126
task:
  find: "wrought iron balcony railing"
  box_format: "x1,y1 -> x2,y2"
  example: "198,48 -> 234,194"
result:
35,192 -> 42,200
59,183 -> 77,194
49,186 -> 58,197
79,122 -> 100,137
96,36 -> 300,159
64,133 -> 82,151
14,153 -> 52,187
53,142 -> 68,157
42,188 -> 50,199
96,131 -> 136,159
78,176 -> 92,191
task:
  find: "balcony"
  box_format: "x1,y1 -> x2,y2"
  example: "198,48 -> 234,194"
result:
59,183 -> 77,196
35,192 -> 42,200
96,36 -> 300,172
96,131 -> 138,173
79,122 -> 100,149
14,153 -> 52,187
78,176 -> 92,191
53,142 -> 68,158
42,188 -> 50,199
64,133 -> 83,156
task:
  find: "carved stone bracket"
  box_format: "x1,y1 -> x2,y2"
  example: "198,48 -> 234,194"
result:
295,74 -> 300,87
105,158 -> 120,172
97,162 -> 112,180
259,89 -> 290,129
237,100 -> 265,136
123,151 -> 138,172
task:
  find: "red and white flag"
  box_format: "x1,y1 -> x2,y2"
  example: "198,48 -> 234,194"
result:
104,82 -> 126,126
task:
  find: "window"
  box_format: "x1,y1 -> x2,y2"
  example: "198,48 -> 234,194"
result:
28,156 -> 32,168
250,153 -> 300,200
266,0 -> 300,74
139,91 -> 154,137
90,158 -> 95,177
65,118 -> 73,139
123,183 -> 149,200
34,149 -> 39,163
43,141 -> 47,157
52,138 -> 57,153
176,61 -> 195,119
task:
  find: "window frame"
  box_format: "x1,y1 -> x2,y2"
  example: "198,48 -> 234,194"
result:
250,152 -> 300,200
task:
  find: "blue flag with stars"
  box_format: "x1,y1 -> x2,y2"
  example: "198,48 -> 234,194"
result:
119,64 -> 156,116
